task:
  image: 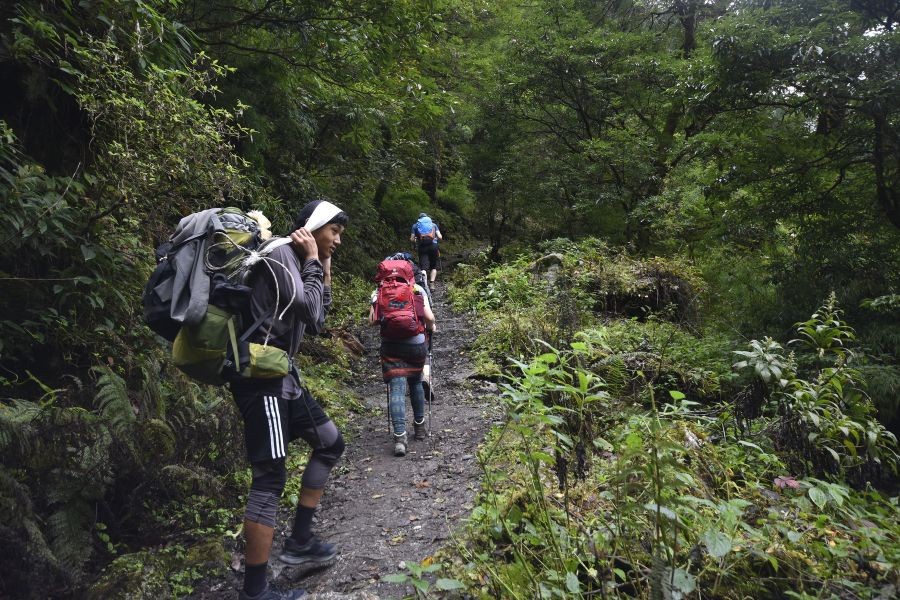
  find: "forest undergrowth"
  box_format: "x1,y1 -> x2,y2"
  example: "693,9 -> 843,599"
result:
3,1 -> 900,598
407,239 -> 900,600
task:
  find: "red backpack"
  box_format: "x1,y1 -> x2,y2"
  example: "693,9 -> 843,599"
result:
374,260 -> 425,339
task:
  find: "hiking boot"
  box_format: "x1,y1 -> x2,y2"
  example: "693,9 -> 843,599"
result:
413,419 -> 427,441
238,584 -> 306,599
393,432 -> 408,456
278,536 -> 337,566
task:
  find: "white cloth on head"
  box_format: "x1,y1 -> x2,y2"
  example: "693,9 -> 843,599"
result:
304,201 -> 343,232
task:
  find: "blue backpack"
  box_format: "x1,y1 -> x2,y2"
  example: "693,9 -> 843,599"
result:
414,216 -> 437,243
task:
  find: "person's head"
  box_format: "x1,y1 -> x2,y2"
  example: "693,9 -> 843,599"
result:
294,200 -> 349,260
419,212 -> 428,219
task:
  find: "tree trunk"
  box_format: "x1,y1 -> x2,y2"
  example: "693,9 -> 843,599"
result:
421,131 -> 442,204
372,122 -> 393,209
872,112 -> 900,228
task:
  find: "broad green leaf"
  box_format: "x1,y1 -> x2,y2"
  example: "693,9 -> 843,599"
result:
702,530 -> 732,559
531,451 -> 555,464
671,568 -> 696,594
565,572 -> 580,594
738,440 -> 763,452
435,578 -> 465,591
808,487 -> 828,510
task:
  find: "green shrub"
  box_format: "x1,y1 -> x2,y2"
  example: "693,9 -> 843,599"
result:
732,295 -> 899,479
381,187 -> 433,230
437,172 -> 475,217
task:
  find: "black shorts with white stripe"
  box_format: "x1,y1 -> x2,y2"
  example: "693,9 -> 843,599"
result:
231,378 -> 330,463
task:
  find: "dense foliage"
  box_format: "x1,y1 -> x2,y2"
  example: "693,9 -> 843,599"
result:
1,0 -> 898,597
437,243 -> 898,599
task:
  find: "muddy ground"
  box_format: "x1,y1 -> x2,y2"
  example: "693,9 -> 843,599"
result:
195,255 -> 499,599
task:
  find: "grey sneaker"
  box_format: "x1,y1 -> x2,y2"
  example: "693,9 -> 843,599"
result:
278,536 -> 337,566
238,584 -> 306,599
413,419 -> 427,441
393,432 -> 407,456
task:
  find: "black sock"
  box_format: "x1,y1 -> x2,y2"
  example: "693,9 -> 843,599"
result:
290,505 -> 315,544
243,561 -> 267,596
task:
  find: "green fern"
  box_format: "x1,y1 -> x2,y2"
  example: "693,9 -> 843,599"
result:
46,501 -> 93,579
92,366 -> 135,433
165,387 -> 224,433
138,360 -> 166,419
596,355 -> 630,398
143,418 -> 177,460
160,464 -> 224,497
0,399 -> 40,456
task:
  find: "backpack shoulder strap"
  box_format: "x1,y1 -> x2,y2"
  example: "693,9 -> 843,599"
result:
258,236 -> 293,254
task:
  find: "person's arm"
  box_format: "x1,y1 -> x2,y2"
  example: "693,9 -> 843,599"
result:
322,256 -> 333,312
419,287 -> 436,332
369,290 -> 378,325
270,242 -> 327,333
423,302 -> 436,332
436,227 -> 443,241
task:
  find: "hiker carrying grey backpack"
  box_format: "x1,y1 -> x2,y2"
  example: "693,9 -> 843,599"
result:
230,200 -> 348,600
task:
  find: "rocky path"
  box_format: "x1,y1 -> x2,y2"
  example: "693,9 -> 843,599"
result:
281,274 -> 497,599
187,256 -> 498,600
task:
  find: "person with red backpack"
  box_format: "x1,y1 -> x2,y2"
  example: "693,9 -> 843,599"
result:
369,258 -> 436,456
410,213 -> 443,287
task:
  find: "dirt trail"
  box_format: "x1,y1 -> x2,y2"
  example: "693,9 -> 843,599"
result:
291,264 -> 498,598
198,254 -> 498,599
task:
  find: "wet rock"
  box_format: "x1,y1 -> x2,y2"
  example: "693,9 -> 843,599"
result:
529,253 -> 565,289
89,540 -> 227,599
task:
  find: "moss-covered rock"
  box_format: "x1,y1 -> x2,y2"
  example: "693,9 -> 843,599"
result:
87,539 -> 227,599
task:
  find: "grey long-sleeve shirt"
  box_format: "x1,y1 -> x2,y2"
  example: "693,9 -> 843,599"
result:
244,243 -> 332,398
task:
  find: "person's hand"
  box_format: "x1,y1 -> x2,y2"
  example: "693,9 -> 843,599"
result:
290,227 -> 318,261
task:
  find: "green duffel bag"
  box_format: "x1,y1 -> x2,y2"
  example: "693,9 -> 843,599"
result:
172,305 -> 289,385
241,342 -> 291,379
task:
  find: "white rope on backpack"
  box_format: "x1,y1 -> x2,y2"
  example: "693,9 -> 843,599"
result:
254,254 -> 298,345
205,233 -> 252,275
206,231 -> 322,349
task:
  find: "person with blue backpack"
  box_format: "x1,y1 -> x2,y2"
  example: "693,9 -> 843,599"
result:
410,213 -> 442,287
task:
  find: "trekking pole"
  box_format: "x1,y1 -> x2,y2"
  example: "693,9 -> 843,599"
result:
427,332 -> 435,451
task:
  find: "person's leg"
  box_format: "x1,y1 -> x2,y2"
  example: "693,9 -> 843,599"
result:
408,373 -> 427,440
232,382 -> 300,596
408,373 -> 425,423
388,376 -> 409,435
428,247 -> 439,283
289,420 -> 343,543
388,376 -> 409,455
279,390 -> 345,564
418,247 -> 432,279
243,460 -> 286,594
